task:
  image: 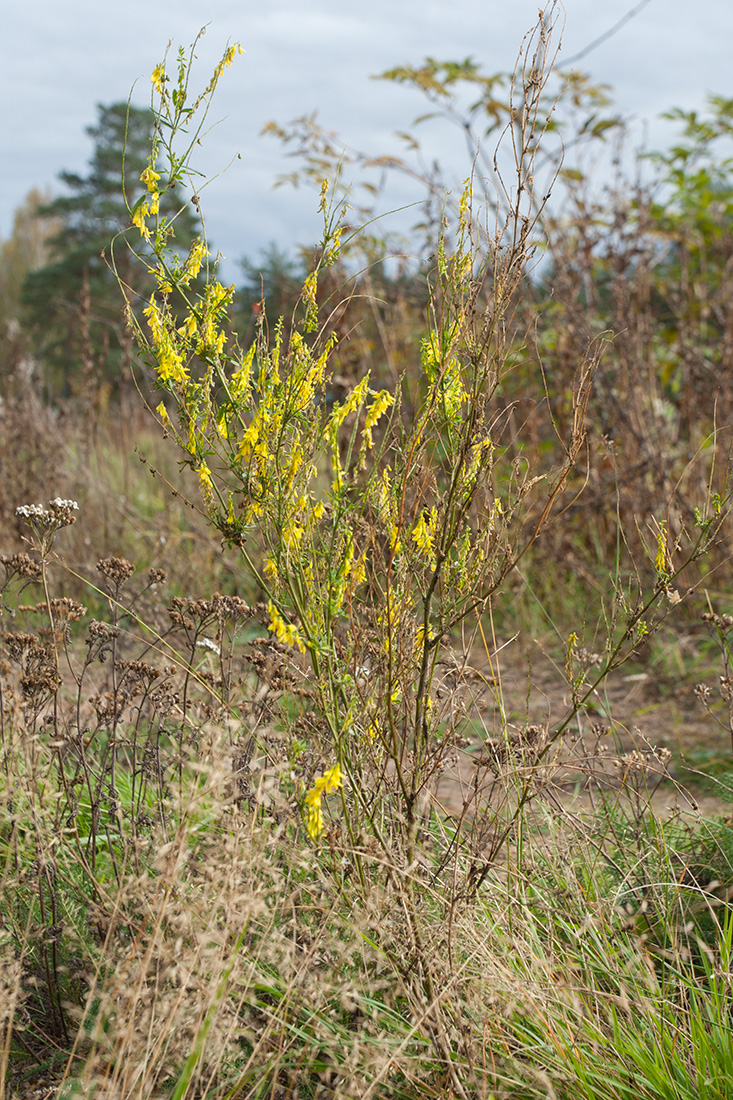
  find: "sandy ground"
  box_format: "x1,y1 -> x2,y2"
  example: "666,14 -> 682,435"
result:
430,639 -> 733,820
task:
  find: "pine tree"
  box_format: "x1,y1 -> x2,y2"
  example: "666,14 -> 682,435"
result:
22,103 -> 198,391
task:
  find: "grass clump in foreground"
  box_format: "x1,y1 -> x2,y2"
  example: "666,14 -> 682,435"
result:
3,8 -> 733,1097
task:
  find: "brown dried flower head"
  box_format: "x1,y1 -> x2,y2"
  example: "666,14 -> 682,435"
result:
97,557 -> 135,586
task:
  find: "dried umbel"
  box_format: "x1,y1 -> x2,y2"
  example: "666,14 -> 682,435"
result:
3,629 -> 60,703
168,594 -> 253,633
15,498 -> 79,555
49,597 -> 87,622
87,619 -> 120,642
615,746 -> 673,774
0,552 -> 42,582
97,556 -> 135,587
702,610 -> 733,633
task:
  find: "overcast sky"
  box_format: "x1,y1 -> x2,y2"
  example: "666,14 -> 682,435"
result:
3,0 -> 733,279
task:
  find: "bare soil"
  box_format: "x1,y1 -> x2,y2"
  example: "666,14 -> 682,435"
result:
434,640 -> 733,820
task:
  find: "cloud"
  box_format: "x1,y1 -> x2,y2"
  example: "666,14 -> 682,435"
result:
3,0 -> 733,278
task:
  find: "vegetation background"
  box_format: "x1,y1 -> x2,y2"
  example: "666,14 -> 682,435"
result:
2,5 -> 733,1098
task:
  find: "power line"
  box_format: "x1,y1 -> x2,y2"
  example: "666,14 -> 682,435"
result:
560,0 -> 655,67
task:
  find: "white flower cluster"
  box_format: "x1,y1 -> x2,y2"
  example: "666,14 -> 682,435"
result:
15,499 -> 80,545
15,504 -> 51,519
16,499 -> 79,519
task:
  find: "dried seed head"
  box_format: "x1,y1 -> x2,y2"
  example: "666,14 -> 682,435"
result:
15,498 -> 79,549
702,611 -> 733,632
0,553 -> 42,581
88,619 -> 120,641
3,631 -> 45,661
97,557 -> 135,585
49,597 -> 87,622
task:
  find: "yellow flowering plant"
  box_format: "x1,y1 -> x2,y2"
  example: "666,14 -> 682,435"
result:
114,27 -> 598,849
116,29 -> 653,867
106,31 -> 733,1097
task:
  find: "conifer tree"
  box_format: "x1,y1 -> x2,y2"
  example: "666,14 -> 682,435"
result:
22,103 -> 198,391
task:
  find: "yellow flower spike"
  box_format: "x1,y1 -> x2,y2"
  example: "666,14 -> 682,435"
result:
156,402 -> 169,426
197,463 -> 214,505
327,225 -> 343,263
267,600 -> 305,654
253,438 -> 270,467
322,763 -> 342,793
282,522 -> 304,550
328,375 -> 370,434
178,312 -> 197,340
237,419 -> 260,458
302,272 -> 318,331
231,344 -> 255,399
303,762 -> 342,839
132,201 -> 151,240
151,63 -> 167,95
458,178 -> 471,220
216,408 -> 229,440
183,238 -> 209,283
412,507 -> 438,567
363,388 -> 394,450
143,297 -> 189,385
154,267 -> 173,294
654,520 -> 668,576
223,43 -> 243,67
304,801 -> 324,841
140,166 -> 161,193
412,512 -> 432,558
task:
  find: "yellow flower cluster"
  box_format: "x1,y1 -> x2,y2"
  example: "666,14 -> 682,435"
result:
303,763 -> 342,839
327,377 -> 370,491
363,389 -> 394,451
301,272 -> 319,332
182,237 -> 209,286
375,468 -> 402,554
421,334 -> 467,419
140,166 -> 161,193
197,462 -> 214,505
197,281 -> 233,357
329,533 -> 364,617
267,600 -> 305,654
412,507 -> 438,567
204,43 -> 243,96
143,296 -> 188,385
151,63 -> 167,96
131,163 -> 164,241
654,520 -> 669,576
287,331 -> 334,412
230,344 -> 255,401
132,202 -> 152,241
332,376 -> 370,430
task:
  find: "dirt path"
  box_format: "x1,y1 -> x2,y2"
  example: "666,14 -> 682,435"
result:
432,640 -> 733,818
